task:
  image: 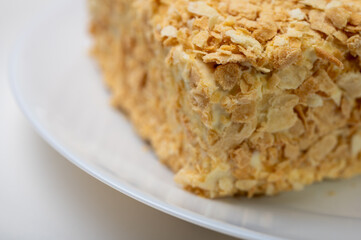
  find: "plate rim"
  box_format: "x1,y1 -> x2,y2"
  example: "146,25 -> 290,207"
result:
10,0 -> 361,239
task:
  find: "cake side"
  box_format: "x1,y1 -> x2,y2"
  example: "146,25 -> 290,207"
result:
89,0 -> 361,197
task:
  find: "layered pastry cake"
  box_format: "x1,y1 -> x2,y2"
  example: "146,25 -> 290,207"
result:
88,0 -> 361,197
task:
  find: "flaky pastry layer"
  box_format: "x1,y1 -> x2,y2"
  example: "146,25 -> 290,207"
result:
89,0 -> 361,197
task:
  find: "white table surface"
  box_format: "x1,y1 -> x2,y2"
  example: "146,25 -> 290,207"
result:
0,1 -> 237,239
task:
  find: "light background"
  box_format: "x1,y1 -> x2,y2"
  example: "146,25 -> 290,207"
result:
0,1 -> 236,239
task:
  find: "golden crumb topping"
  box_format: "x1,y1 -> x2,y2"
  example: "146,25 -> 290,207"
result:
142,0 -> 361,72
90,0 -> 361,197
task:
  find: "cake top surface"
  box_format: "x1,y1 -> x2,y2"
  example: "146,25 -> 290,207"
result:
139,0 -> 361,138
146,0 -> 361,72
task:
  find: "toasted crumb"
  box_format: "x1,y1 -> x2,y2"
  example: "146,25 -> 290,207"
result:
315,47 -> 344,68
214,63 -> 242,90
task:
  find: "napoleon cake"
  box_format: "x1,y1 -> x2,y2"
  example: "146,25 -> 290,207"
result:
88,0 -> 361,197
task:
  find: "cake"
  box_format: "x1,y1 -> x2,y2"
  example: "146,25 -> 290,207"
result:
88,0 -> 361,198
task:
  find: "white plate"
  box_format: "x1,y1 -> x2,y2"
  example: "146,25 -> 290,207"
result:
9,1 -> 361,239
